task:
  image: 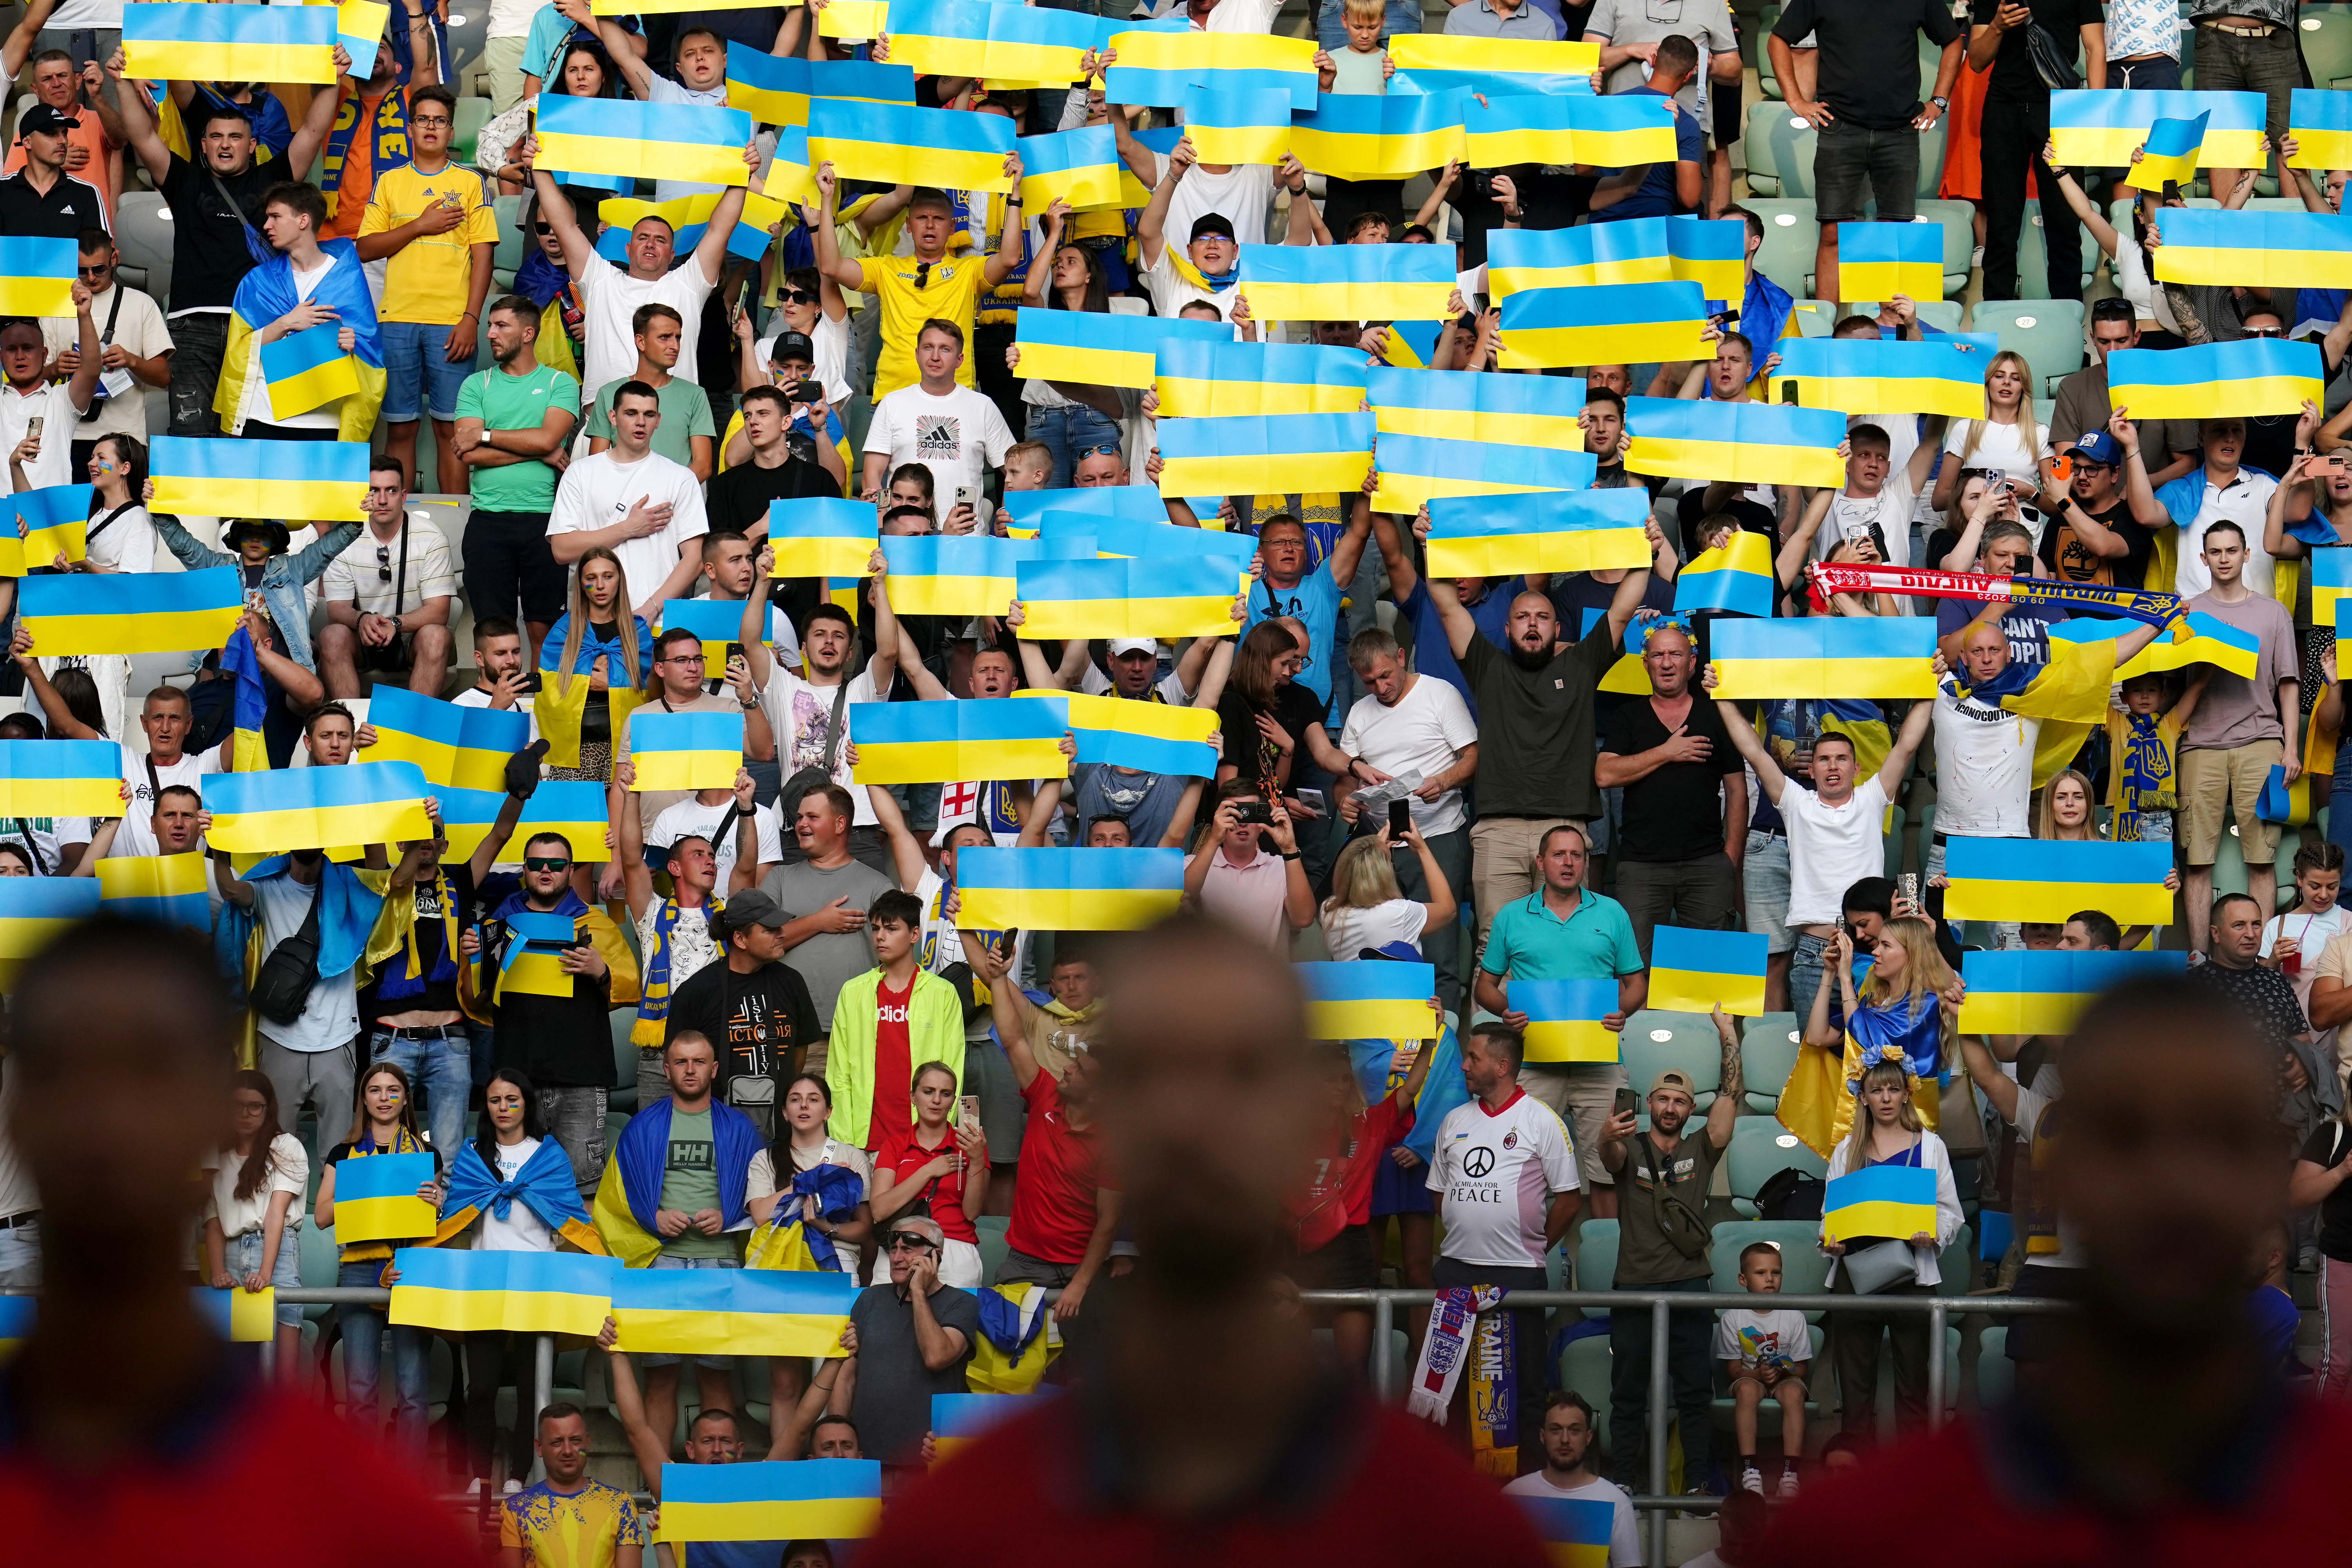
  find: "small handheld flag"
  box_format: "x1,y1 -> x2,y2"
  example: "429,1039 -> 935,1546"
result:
767,496 -> 880,579
4,482 -> 91,576
388,1247 -> 618,1336
96,852 -> 212,932
1287,89 -> 1468,181
330,1151 -> 438,1244
1014,306 -> 1231,391
659,597 -> 763,679
1368,434 -> 1595,514
808,98 -> 1015,191
1018,125 -> 1123,211
1299,960 -> 1439,1039
1821,1164 -> 1937,1246
499,909 -> 580,999
1102,26 -> 1318,111
2048,87 -> 2267,169
955,846 -> 1184,930
1835,222 -> 1943,302
880,535 -> 1035,617
260,323 -> 362,422
537,96 -> 751,187
193,1285 -> 278,1343
1497,281 -> 1712,369
1518,1495 -> 1615,1568
0,235 -> 75,318
2288,86 -> 2352,171
0,878 -> 99,988
1014,556 -> 1241,641
882,0 -> 1097,85
1153,338 -> 1370,421
1940,835 -> 2172,926
1422,488 -> 1652,577
205,760 -> 432,853
2128,111 -> 2209,193
1647,926 -> 1768,1017
725,42 -> 811,125
431,780 -> 608,866
1178,84 -> 1292,166
657,1460 -> 882,1544
1387,33 -> 1598,97
2151,209 -> 2352,290
1154,412 -> 1376,499
1367,366 -> 1585,449
149,435 -> 368,522
1956,948 -> 2184,1035
1674,530 -> 1776,620
1019,689 -> 1219,777
1766,336 -> 1989,419
1513,978 -> 1621,1065
626,710 -> 745,793
0,739 -> 124,818
365,684 -> 530,793
848,696 -> 1068,785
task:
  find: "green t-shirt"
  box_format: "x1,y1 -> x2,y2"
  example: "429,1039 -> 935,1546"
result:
658,1105 -> 731,1259
586,373 -> 716,471
454,362 -> 580,514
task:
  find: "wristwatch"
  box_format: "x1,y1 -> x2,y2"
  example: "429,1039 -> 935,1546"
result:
1931,95 -> 1949,110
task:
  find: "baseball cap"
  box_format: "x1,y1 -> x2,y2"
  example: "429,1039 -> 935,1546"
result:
1107,638 -> 1158,657
717,887 -> 788,934
1363,939 -> 1426,963
1650,1068 -> 1697,1098
1189,212 -> 1236,244
769,330 -> 816,366
2072,430 -> 2124,468
18,104 -> 80,135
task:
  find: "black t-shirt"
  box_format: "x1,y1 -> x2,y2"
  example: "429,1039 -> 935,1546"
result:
1772,0 -> 1960,130
158,153 -> 273,311
2187,958 -> 2308,1049
0,169 -> 109,241
664,955 -> 823,1108
2244,413 -> 2298,488
1217,681 -> 1330,788
2300,1122 -> 2352,1263
325,1141 -> 444,1177
1968,0 -> 2102,100
1460,623 -> 1615,819
2040,501 -> 2154,593
1602,695 -> 1746,862
706,452 -> 837,537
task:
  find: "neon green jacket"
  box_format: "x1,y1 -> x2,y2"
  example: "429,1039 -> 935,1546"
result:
824,966 -> 964,1148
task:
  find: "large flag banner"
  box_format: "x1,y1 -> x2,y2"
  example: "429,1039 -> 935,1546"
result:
1154,412 -> 1376,499
1624,397 -> 1846,487
330,1151 -> 438,1244
1513,977 -> 1621,1065
1940,836 -> 2172,925
366,684 -> 529,792
95,851 -> 211,931
611,1267 -> 856,1357
1707,616 -> 1937,701
626,710 -> 745,793
149,435 -> 368,520
1956,948 -> 2184,1034
1299,960 -> 1439,1039
387,1246 -> 618,1335
430,780 -> 608,864
848,695 -> 1067,785
955,846 -> 1185,929
0,739 -> 122,818
2048,87 -> 2266,168
658,1460 -> 882,1543
808,98 -> 1015,191
0,877 -> 99,988
1387,32 -> 1599,96
1102,26 -> 1318,110
2105,338 -> 2324,419
1234,241 -> 1457,323
1648,925 -> 1767,1016
0,234 -> 75,317
1821,1164 -> 1938,1246
1020,690 -> 1219,777
1765,336 -> 1989,418
1154,339 -> 1370,420
1422,488 -> 1651,577
2150,208 -> 2352,290
1367,366 -> 1585,449
1014,306 -> 1230,390
1497,281 -> 1712,368
1287,89 -> 1468,180
204,759 -> 434,853
1367,434 -> 1595,514
1014,556 -> 1242,641
123,2 -> 337,83
537,95 -> 751,187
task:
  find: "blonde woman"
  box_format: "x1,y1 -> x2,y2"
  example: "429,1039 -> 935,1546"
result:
1320,826 -> 1457,963
537,546 -> 650,784
1932,351 -> 2050,511
1800,918 -> 1961,1142
2037,768 -> 2098,841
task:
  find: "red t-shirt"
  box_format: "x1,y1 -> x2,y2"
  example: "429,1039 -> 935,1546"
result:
1004,1072 -> 1106,1265
874,1121 -> 978,1243
1294,1097 -> 1413,1252
866,974 -> 915,1151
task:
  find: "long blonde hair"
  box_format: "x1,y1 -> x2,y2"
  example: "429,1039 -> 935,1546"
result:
555,546 -> 640,690
1858,915 -> 1955,1013
1952,350 -> 2041,471
2037,768 -> 2098,841
1835,1060 -> 1924,1168
1323,833 -> 1404,918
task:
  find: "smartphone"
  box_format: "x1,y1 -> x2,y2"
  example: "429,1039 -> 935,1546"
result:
724,640 -> 746,668
1614,1087 -> 1640,1122
1899,871 -> 1919,910
1234,800 -> 1273,825
1388,799 -> 1413,837
1294,786 -> 1327,815
22,416 -> 41,447
959,1094 -> 982,1132
1780,381 -> 1798,405
2327,454 -> 2351,471
953,482 -> 980,512
2048,453 -> 2073,485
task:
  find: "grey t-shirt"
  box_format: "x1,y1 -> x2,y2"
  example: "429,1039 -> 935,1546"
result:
762,856 -> 894,1031
1587,0 -> 1737,113
848,1281 -> 981,1466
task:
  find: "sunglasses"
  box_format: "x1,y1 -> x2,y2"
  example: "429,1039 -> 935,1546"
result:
523,856 -> 571,872
780,288 -> 817,305
2245,326 -> 2284,338
1075,443 -> 1121,460
533,224 -> 554,236
376,543 -> 394,583
76,263 -> 111,277
885,1234 -> 937,1252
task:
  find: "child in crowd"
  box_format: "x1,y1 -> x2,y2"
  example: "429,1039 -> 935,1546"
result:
1715,1240 -> 1813,1497
2105,669 -> 2203,845
2263,842 -> 2347,1014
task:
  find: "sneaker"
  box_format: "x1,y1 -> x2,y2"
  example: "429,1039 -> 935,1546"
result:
1741,1466 -> 1765,1495
1970,244 -> 1985,269
1777,1468 -> 1801,1498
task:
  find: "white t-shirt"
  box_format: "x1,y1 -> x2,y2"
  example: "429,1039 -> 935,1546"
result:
1321,898 -> 1429,964
1340,675 -> 1479,837
205,1132 -> 310,1239
40,283 -> 172,443
1712,1304 -> 1815,1371
485,0 -> 538,37
1776,777 -> 1890,929
864,382 -> 1016,508
1078,663 -> 1191,705
2011,1064 -> 2084,1269
1931,676 -> 2036,840
748,1136 -> 876,1200
477,1135 -> 558,1251
252,873 -> 361,1053
1165,161 -> 1276,252
0,378 -> 89,494
2168,468 -> 2281,599
318,516 -> 461,619
1143,246 -> 1237,323
1499,1473 -> 1642,1566
115,750 -> 211,859
546,448 -> 709,613
238,250 -> 343,432
452,685 -> 541,744
649,795 -> 786,891
82,500 -> 156,574
1818,472 -> 1920,570
1941,419 -> 2050,492
0,817 -> 91,876
758,664 -> 890,827
757,311 -> 853,407
1426,1089 -> 1579,1269
575,250 -> 718,396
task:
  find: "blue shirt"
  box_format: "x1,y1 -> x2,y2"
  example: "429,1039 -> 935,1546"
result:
1592,86 -> 1703,222
1481,888 -> 1644,982
523,5 -> 642,82
1399,576 -> 1520,718
1244,559 -> 1342,707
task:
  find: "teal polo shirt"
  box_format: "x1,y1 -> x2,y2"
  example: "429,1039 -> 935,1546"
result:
1480,889 -> 1644,982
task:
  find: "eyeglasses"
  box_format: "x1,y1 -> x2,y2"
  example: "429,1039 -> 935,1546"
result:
523,856 -> 571,872
659,653 -> 702,666
410,114 -> 452,127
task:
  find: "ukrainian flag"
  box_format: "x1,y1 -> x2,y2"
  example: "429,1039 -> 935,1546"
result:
96,851 -> 212,932
880,535 -> 1036,617
1560,90 -> 1680,166
2151,208 -> 2352,290
933,1392 -> 1041,1461
1674,530 -> 1776,619
0,234 -> 74,318
955,845 -> 1184,929
1710,616 -> 1936,701
1374,318 -> 1443,370
659,1460 -> 881,1544
2050,610 -> 2258,680
612,1266 -> 857,1357
122,2 -> 336,84
1368,433 -> 1595,513
627,710 -> 745,793
1015,555 -> 1242,641
1942,835 -> 2172,926
1956,948 -> 2185,1035
20,564 -> 245,658
149,435 -> 368,522
2127,111 -> 2209,193
1235,242 -> 1455,323
1102,25 -> 1318,111
1022,689 -> 1219,777
332,0 -> 391,81
0,1294 -> 32,1358
1766,335 -> 1987,418
1154,338 -> 1370,419
2,481 -> 89,575
1836,222 -> 1943,303
1287,89 -> 1467,181
1487,216 -> 1743,302
429,780 -> 610,866
387,1247 -> 617,1335
765,495 -> 878,578
2048,87 -> 2267,170
2105,338 -> 2323,419
1014,306 -> 1230,391
1035,512 -> 1256,570
367,684 -> 530,793
0,877 -> 98,988
1178,84 -> 1294,168
885,0 -> 1097,85
2288,87 -> 2352,172
192,1286 -> 277,1343
658,597 -> 759,680
1422,487 -> 1651,577
498,909 -> 579,998
1300,960 -> 1438,1039
1497,281 -> 1711,369
1018,125 -> 1123,211
537,96 -> 751,187
257,322 -> 362,423
998,483 -> 1171,539
1648,924 -> 1768,1016
1387,33 -> 1599,97
1461,91 -> 1582,168
725,42 -> 809,125
815,0 -> 888,38
1513,977 -> 1620,1065
848,695 -> 1068,785
2316,552 -> 2352,633
1367,366 -> 1584,449
1821,1164 -> 1937,1246
808,98 -> 1014,192
330,1151 -> 438,1244
1156,410 -> 1374,498
806,56 -> 916,103
203,759 -> 434,854
593,191 -> 798,267
0,739 -> 123,819
1625,397 -> 1845,487
1519,1495 -> 1615,1568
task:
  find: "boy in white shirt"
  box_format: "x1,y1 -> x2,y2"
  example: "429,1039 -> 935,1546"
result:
1715,1240 -> 1814,1498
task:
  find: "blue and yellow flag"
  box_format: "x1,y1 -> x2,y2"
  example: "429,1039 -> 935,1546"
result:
1374,318 -> 1443,370
1488,216 -> 1743,303
612,1266 -> 856,1357
1368,433 -> 1595,514
1518,1495 -> 1614,1568
2317,552 -> 2352,634
1019,689 -> 1220,777
1156,411 -> 1374,498
1015,556 -> 1242,641
205,759 -> 434,855
1710,616 -> 1936,701
1013,305 -> 1229,391
808,98 -> 1014,191
1102,25 -> 1318,111
1512,977 -> 1620,1065
763,495 -> 878,579
815,0 -> 888,38
1649,924 -> 1768,1016
934,1392 -> 1043,1461
428,780 -> 608,865
2105,338 -> 2323,419
998,483 -> 1170,539
498,909 -> 579,999
1459,91 -> 1581,167
1423,487 -> 1650,577
2050,609 -> 2258,680
2128,111 -> 2209,193
1552,90 -> 1678,166
2049,87 -> 2266,169
329,0 -> 391,80
627,710 -> 745,793
0,739 -> 122,819
1018,125 -> 1123,211
538,96 -> 750,187
1300,960 -> 1439,1039
1942,835 -> 2172,926
1154,338 -> 1368,420
1766,335 -> 1987,417
1367,366 -> 1583,449
848,695 -> 1067,785
1288,89 -> 1467,180
193,1285 -> 278,1343
593,190 -> 799,266
20,564 -> 245,658
1235,242 -> 1455,323
1035,512 -> 1256,570
1956,948 -> 2183,1035
1,481 -> 89,575
2289,86 -> 2352,171
0,235 -> 74,318
658,597 -> 760,679
1836,222 -> 1942,302
659,1460 -> 881,1544
1821,1164 -> 1937,1246
96,852 -> 211,932
956,845 -> 1185,929
331,1151 -> 438,1244
0,877 -> 97,987
258,322 -> 363,423
1497,281 -> 1711,369
387,1246 -> 616,1334
1674,530 -> 1776,619
367,683 -> 529,793
122,2 -> 336,83
1180,82 -> 1299,165
1625,397 -> 1845,487
880,535 -> 1036,617
884,0 -> 1097,84
149,435 -> 368,522
2151,208 -> 2352,290
0,1294 -> 33,1357
1388,33 -> 1598,97
725,42 -> 811,125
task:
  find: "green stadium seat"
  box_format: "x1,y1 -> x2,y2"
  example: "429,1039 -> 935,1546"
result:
1573,1217 -> 1619,1292
1749,103 -> 1819,200
1560,1335 -> 1616,1455
2302,5 -> 2352,87
2012,200 -> 2098,299
1709,1221 -> 1834,1319
1976,1325 -> 2015,1405
493,192 -> 527,277
1747,199 -> 1820,294
1740,1014 -> 1803,1112
1907,200 -> 1978,295
1742,100 -> 1787,197
454,95 -> 494,166
610,1009 -> 639,1111
1971,298 -> 2087,393
1725,1116 -> 1827,1218
1621,1011 -> 1723,1108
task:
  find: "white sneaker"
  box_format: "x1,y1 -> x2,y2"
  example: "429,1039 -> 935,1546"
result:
1777,1468 -> 1801,1498
465,1478 -> 486,1499
1741,1466 -> 1765,1495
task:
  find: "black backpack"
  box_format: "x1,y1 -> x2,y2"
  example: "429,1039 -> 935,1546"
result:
1754,1168 -> 1826,1223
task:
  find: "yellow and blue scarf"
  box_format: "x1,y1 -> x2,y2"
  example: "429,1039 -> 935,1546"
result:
630,894 -> 716,1050
429,1137 -> 607,1254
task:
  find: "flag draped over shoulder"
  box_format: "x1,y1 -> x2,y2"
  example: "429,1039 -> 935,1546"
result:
429,1138 -> 607,1253
215,238 -> 385,441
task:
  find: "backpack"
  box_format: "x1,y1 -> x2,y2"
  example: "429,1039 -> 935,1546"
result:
1754,1167 -> 1826,1223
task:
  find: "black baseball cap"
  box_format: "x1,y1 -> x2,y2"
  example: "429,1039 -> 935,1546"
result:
18,105 -> 80,135
770,330 -> 816,365
1189,212 -> 1236,243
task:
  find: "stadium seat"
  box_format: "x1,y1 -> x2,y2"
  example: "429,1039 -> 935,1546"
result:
976,1213 -> 1011,1283
1976,1325 -> 2016,1405
1725,1116 -> 1826,1218
1937,1225 -> 1976,1297
492,193 -> 528,278
1740,1014 -> 1802,1112
1620,1011 -> 1722,1108
1789,299 -> 1839,336
2305,5 -> 2352,86
299,1219 -> 341,1321
1913,118 -> 1949,201
1746,200 -> 1819,295
1573,1218 -> 1619,1293
1970,299 -> 2087,393
115,191 -> 174,306
2011,199 -> 2098,299
1742,100 -> 1788,198
1748,103 -> 1818,200
1560,1335 -> 1615,1455
1709,1221 -> 1833,1319
454,94 -> 494,165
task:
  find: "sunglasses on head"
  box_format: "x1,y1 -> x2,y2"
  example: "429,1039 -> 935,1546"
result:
524,856 -> 571,872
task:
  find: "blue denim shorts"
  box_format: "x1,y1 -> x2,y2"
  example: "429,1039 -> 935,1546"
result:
381,319 -> 475,423
225,1226 -> 305,1326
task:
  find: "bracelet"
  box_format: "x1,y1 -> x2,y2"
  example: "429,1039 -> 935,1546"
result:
1280,850 -> 1301,861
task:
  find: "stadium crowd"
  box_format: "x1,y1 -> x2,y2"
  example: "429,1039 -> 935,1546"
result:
2,0 -> 2352,1559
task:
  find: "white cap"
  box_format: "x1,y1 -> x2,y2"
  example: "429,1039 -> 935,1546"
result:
1107,638 -> 1159,657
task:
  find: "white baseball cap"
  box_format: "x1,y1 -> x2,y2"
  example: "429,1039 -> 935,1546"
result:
1107,638 -> 1159,657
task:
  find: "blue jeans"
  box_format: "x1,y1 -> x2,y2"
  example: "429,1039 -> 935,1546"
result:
1314,0 -> 1420,48
1024,401 -> 1123,490
381,319 -> 475,423
338,1258 -> 430,1445
369,1024 -> 472,1161
225,1228 -> 304,1327
1790,930 -> 1831,1033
